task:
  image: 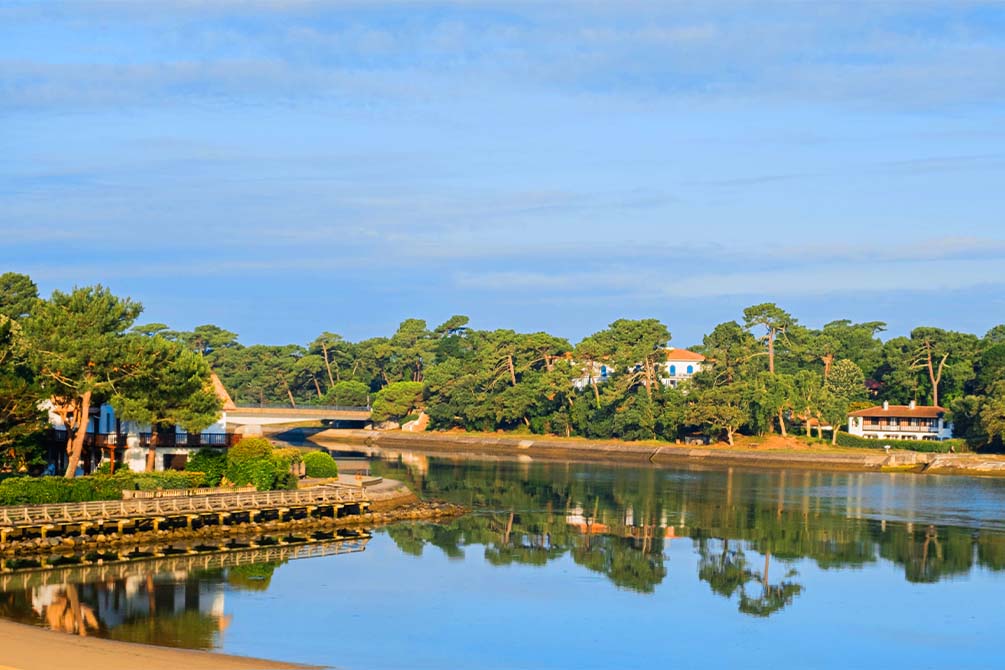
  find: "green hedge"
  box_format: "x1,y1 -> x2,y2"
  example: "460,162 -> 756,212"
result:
0,471 -> 207,506
833,431 -> 968,453
303,451 -> 339,478
186,449 -> 227,487
224,438 -> 296,491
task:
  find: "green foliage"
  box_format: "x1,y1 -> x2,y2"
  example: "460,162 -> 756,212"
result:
323,380 -> 369,406
110,335 -> 223,434
371,381 -> 425,423
223,437 -> 294,490
0,273 -> 38,320
186,449 -> 227,486
828,432 -> 967,453
0,315 -> 45,470
24,284 -> 143,476
227,437 -> 273,461
303,450 -> 339,478
0,471 -> 206,505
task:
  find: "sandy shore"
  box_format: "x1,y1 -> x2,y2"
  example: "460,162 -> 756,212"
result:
0,619 -> 316,670
312,429 -> 1005,477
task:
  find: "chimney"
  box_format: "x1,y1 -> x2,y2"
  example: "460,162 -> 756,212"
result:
909,400 -> 916,410
883,400 -> 890,411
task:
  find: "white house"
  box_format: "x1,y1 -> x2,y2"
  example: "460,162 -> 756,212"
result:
847,400 -> 953,441
47,372 -> 234,473
571,360 -> 614,391
659,348 -> 705,387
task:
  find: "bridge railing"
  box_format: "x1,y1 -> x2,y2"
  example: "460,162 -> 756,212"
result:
231,403 -> 371,412
0,486 -> 369,528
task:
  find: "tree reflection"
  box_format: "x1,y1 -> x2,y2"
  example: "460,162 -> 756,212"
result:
371,454 -> 1005,616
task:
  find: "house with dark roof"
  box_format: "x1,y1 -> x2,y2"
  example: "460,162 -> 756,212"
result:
847,400 -> 953,441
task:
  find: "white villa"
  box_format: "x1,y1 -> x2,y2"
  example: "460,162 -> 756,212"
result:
570,347 -> 705,391
571,360 -> 614,391
46,373 -> 236,473
660,348 -> 705,387
847,401 -> 954,442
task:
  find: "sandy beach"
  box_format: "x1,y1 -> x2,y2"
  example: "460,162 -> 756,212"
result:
0,619 -> 315,670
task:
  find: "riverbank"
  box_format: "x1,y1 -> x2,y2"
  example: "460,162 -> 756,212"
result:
0,618 -> 315,670
311,429 -> 1005,477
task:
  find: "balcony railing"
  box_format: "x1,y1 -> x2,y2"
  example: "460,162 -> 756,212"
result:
862,423 -> 938,433
49,431 -> 239,448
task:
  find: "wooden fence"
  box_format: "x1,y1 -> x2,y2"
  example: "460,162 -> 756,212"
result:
0,485 -> 368,529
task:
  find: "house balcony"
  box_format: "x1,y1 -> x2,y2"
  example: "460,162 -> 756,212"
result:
862,423 -> 938,434
49,430 -> 239,448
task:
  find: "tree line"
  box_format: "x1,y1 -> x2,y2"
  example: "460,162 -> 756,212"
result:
3,272 -> 1005,475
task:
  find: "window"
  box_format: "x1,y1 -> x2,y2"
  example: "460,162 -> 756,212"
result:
600,365 -> 608,379
686,365 -> 694,374
669,365 -> 677,376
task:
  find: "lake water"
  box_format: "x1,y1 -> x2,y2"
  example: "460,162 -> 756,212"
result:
4,454 -> 1005,669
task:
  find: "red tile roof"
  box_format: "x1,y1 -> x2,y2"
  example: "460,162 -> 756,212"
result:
848,404 -> 946,419
664,348 -> 705,362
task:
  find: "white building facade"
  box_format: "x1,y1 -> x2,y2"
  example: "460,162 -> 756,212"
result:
659,349 -> 706,387
847,401 -> 953,441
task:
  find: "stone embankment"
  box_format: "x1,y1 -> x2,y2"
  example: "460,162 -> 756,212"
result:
314,429 -> 1005,477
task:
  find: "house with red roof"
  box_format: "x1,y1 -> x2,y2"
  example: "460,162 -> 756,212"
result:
847,400 -> 954,441
660,348 -> 705,387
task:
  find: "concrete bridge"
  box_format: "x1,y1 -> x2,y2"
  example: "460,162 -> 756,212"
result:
211,373 -> 371,428
224,404 -> 372,427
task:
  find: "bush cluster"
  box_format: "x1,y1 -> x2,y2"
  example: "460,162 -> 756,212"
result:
186,449 -> 227,486
832,432 -> 968,453
302,451 -> 339,478
0,471 -> 206,506
224,438 -> 297,491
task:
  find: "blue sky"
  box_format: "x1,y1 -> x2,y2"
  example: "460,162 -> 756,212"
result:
2,1 -> 1004,347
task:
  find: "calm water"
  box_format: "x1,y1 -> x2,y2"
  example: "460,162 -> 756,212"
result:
4,454 -> 1005,669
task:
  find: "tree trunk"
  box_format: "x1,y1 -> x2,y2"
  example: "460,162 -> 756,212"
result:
63,390 -> 92,478
929,352 -> 948,407
726,427 -> 735,446
768,331 -> 776,374
280,376 -> 297,407
312,375 -> 323,399
507,355 -> 517,386
145,429 -> 158,472
777,408 -> 787,437
831,425 -> 839,445
321,342 -> 335,388
822,353 -> 834,379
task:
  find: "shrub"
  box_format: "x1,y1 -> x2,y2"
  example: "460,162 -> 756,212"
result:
227,437 -> 274,463
186,449 -> 227,487
0,471 -> 206,506
832,432 -> 968,453
224,437 -> 294,490
303,451 -> 339,478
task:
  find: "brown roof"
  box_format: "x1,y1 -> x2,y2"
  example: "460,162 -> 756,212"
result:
210,372 -> 237,411
664,348 -> 705,362
848,404 -> 946,419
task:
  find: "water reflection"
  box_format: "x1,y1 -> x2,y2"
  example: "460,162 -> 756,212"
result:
0,536 -> 368,645
370,454 -> 1005,615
